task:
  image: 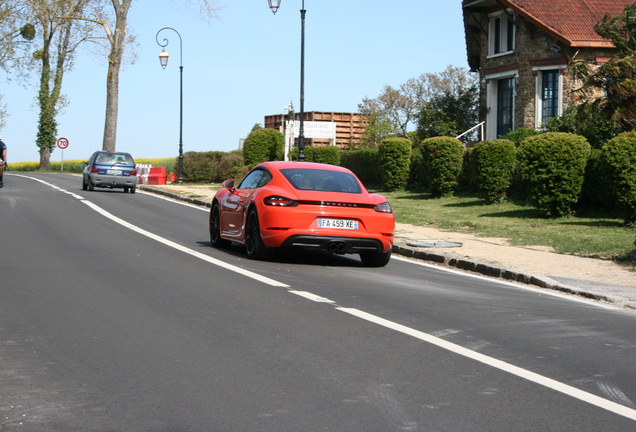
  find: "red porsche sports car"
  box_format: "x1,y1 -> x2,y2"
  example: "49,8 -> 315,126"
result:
209,161 -> 395,267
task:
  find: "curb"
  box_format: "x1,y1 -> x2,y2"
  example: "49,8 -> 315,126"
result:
140,185 -> 635,310
391,243 -> 635,310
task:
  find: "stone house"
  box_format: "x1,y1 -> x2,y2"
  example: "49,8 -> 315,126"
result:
462,0 -> 633,140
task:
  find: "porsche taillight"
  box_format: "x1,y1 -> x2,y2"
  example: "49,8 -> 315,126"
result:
373,202 -> 392,213
264,196 -> 299,207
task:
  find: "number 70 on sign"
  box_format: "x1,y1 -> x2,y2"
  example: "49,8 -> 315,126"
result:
56,137 -> 69,150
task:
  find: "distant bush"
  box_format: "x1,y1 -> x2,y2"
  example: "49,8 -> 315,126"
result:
500,128 -> 542,146
290,145 -> 341,165
472,139 -> 516,204
545,104 -> 621,149
578,149 -> 614,210
517,132 -> 591,218
420,136 -> 464,197
378,137 -> 411,191
179,150 -> 245,183
601,132 -> 636,225
243,128 -> 284,166
340,148 -> 381,187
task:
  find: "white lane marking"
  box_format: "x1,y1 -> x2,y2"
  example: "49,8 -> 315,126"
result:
392,255 -> 617,310
16,175 -> 289,288
289,290 -> 336,303
16,174 -> 636,420
337,306 -> 636,422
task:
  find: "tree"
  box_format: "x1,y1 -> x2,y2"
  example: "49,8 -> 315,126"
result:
79,0 -> 222,152
359,65 -> 479,141
27,0 -> 97,170
416,83 -> 480,143
571,1 -> 636,131
0,2 -> 36,129
356,98 -> 393,148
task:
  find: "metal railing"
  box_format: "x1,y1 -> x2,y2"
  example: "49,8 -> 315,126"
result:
455,121 -> 485,143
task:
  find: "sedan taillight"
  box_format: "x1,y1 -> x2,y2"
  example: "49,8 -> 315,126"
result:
264,195 -> 299,207
374,202 -> 392,213
91,166 -> 98,173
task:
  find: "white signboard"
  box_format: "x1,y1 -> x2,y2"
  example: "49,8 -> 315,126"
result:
287,121 -> 336,140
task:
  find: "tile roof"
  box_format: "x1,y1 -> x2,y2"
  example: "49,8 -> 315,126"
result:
463,0 -> 634,47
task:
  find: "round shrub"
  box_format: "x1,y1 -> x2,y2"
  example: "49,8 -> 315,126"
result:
601,131 -> 636,224
420,137 -> 464,197
243,128 -> 284,166
517,132 -> 591,218
378,137 -> 412,191
472,139 -> 516,204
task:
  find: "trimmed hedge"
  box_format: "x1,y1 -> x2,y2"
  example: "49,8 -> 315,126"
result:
517,132 -> 591,218
472,139 -> 516,204
420,136 -> 464,197
378,137 -> 411,191
243,128 -> 284,166
601,131 -> 636,224
340,148 -> 381,187
290,145 -> 341,165
180,150 -> 245,183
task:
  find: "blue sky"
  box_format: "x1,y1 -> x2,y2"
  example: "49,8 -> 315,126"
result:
1,0 -> 469,164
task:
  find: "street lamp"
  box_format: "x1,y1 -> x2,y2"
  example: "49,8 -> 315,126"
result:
268,0 -> 306,162
156,27 -> 184,183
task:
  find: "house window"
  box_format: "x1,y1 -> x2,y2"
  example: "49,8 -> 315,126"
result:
489,12 -> 515,56
541,70 -> 559,125
497,78 -> 515,136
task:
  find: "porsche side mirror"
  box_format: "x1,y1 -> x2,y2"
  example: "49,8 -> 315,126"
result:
222,179 -> 235,189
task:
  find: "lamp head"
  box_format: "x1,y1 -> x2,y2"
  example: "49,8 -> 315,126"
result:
268,0 -> 281,14
159,50 -> 169,69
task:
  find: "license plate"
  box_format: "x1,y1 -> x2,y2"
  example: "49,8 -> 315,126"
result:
317,218 -> 358,230
107,169 -> 122,175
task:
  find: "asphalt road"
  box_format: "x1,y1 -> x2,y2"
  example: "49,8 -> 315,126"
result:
1,172 -> 635,431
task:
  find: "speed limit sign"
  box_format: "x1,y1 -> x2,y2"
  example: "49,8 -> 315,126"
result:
56,137 -> 69,149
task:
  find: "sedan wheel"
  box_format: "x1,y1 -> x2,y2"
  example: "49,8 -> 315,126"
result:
88,181 -> 94,191
245,208 -> 268,260
82,178 -> 88,190
359,250 -> 392,267
210,203 -> 231,248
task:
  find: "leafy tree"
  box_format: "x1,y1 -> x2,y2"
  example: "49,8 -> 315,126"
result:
27,0 -> 97,170
571,1 -> 636,131
545,104 -> 621,149
0,3 -> 36,130
68,0 -> 221,152
359,65 -> 479,141
417,83 -> 480,144
356,107 -> 393,148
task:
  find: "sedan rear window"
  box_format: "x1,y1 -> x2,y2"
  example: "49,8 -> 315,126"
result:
95,153 -> 134,165
281,168 -> 362,193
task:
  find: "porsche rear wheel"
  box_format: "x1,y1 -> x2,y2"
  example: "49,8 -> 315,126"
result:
359,250 -> 392,267
245,208 -> 268,260
210,202 -> 231,248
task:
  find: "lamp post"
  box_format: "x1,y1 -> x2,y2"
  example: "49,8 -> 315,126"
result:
268,0 -> 306,162
156,27 -> 184,183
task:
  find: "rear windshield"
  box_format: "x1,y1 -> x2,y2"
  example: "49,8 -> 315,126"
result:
281,168 -> 362,194
95,152 -> 134,165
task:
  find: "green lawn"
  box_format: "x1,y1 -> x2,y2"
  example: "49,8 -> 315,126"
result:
383,190 -> 635,265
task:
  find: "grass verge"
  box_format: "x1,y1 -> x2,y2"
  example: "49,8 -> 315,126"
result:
383,190 -> 635,265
